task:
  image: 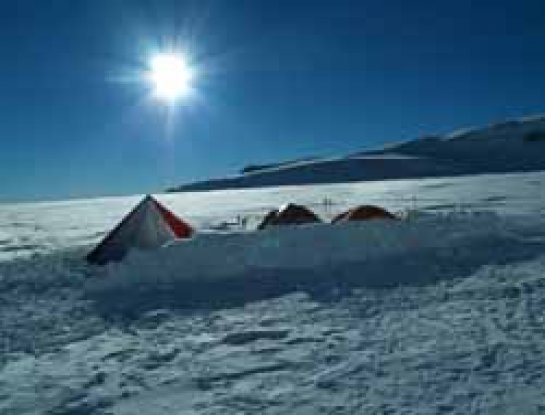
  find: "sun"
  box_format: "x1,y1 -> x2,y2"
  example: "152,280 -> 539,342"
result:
148,53 -> 194,102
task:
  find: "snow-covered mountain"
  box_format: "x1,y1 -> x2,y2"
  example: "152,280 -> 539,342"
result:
169,114 -> 545,192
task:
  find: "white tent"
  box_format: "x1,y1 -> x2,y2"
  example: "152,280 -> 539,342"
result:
86,195 -> 193,265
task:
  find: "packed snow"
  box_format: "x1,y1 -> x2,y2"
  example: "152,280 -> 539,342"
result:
2,171 -> 545,414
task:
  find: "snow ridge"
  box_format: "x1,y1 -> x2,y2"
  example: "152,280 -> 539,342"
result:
169,114 -> 545,192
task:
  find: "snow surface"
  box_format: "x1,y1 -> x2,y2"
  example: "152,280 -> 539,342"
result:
2,171 -> 545,413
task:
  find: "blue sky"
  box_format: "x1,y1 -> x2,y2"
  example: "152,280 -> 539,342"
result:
1,0 -> 545,202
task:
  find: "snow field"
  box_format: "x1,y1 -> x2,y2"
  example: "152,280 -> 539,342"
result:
2,170 -> 545,262
2,171 -> 545,413
4,255 -> 545,414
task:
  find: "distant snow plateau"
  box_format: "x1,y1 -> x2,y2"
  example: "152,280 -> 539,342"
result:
168,114 -> 545,193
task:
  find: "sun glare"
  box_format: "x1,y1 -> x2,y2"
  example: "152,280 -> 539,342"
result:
148,53 -> 194,102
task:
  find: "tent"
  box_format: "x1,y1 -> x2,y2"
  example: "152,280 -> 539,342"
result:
332,205 -> 397,223
257,203 -> 322,230
86,195 -> 193,265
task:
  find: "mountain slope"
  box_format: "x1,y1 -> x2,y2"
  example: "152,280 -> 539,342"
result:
169,114 -> 545,193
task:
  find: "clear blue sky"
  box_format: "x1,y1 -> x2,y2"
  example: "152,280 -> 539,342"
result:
1,0 -> 545,202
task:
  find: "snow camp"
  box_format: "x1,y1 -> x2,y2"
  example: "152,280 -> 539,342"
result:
5,170 -> 545,414
85,198 -> 401,268
3,1 -> 545,413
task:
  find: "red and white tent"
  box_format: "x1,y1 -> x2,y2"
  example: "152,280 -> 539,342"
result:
86,195 -> 193,265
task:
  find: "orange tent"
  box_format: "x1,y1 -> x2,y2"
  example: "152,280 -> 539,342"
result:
87,195 -> 193,265
332,205 -> 397,223
258,203 -> 322,230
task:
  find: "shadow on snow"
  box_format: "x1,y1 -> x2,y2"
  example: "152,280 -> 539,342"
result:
86,235 -> 545,319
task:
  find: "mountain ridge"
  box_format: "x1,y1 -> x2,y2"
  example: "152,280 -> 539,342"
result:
168,114 -> 545,193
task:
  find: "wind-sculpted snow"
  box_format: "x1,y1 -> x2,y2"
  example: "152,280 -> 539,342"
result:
0,248 -> 106,363
2,211 -> 545,414
4,253 -> 545,414
87,212 -> 543,314
3,172 -> 545,413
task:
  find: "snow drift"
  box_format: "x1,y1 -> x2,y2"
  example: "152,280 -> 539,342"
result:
98,213 -> 500,283
86,212 -> 544,313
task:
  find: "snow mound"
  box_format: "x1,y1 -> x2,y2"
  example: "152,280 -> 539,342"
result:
86,212 -> 545,314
